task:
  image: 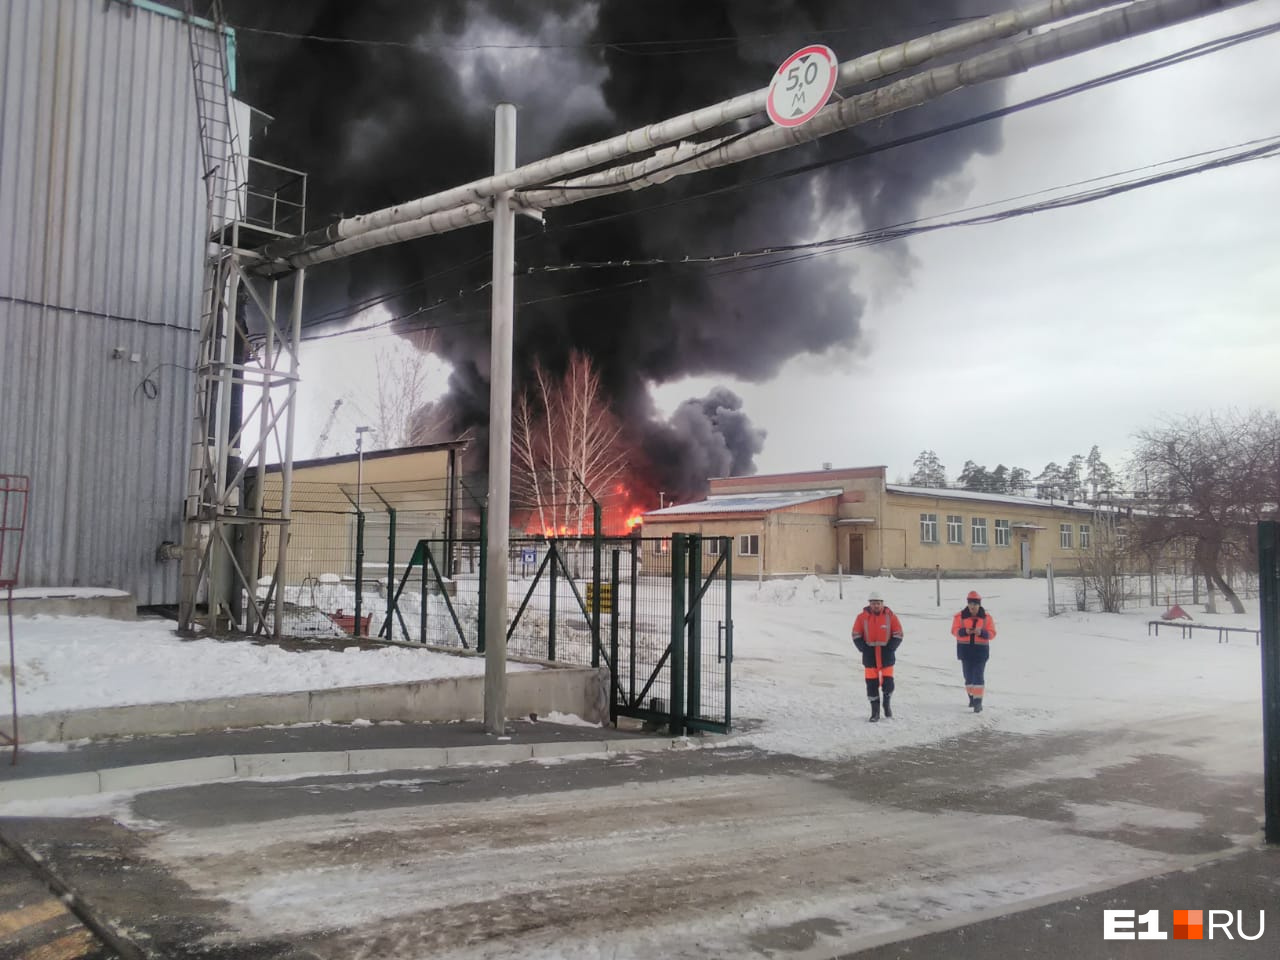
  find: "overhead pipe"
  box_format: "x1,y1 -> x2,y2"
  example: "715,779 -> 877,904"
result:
268,0 -> 1133,267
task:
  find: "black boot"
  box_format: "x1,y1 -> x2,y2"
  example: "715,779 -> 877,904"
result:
882,694 -> 893,719
868,699 -> 881,723
973,697 -> 983,714
968,694 -> 975,708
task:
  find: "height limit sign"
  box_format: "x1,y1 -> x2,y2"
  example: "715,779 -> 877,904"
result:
766,45 -> 838,128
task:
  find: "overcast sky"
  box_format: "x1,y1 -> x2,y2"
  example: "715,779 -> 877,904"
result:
293,0 -> 1280,487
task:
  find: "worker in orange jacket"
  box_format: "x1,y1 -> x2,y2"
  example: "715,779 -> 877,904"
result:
952,589 -> 997,713
851,590 -> 903,722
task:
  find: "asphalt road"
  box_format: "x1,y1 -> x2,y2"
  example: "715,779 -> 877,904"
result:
0,706 -> 1269,959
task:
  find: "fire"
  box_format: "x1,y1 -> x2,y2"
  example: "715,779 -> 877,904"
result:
625,512 -> 643,531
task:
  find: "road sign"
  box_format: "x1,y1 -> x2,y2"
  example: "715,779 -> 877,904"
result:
520,547 -> 537,565
766,45 -> 839,128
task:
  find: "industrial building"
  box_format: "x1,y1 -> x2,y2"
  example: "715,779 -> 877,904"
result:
0,0 -> 221,605
640,466 -> 1113,579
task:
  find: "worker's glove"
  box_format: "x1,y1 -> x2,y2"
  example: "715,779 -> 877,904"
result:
957,627 -> 969,637
978,629 -> 990,640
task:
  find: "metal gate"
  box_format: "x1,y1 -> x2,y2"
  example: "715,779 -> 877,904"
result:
380,538 -> 480,649
507,537 -> 603,664
609,533 -> 732,735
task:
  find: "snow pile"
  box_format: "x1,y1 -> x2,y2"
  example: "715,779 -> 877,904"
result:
6,615 -> 535,715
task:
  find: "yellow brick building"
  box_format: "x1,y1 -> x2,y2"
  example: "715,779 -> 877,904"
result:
640,466 -> 1110,579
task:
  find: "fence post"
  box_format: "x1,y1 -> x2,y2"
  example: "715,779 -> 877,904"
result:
724,538 -> 733,731
670,534 -> 687,737
687,535 -> 703,724
386,507 -> 396,625
354,510 -> 365,637
1259,521 -> 1280,844
629,538 -> 639,707
1046,561 -> 1055,616
592,502 -> 602,667
936,564 -> 941,607
837,562 -> 843,600
610,548 -> 620,727
477,505 -> 487,653
419,542 -> 428,644
548,541 -> 558,662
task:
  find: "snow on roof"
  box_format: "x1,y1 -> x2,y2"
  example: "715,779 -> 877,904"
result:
643,488 -> 844,518
887,484 -> 1115,515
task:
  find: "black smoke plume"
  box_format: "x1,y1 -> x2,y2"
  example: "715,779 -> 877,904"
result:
221,0 -> 1003,502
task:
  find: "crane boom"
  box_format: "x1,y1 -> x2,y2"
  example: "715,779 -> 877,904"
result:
313,398 -> 343,458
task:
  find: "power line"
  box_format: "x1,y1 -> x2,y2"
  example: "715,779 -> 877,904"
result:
526,134 -> 1280,273
292,130 -> 1280,345
226,18 -> 985,55
546,19 -> 1280,234
295,18 -> 1280,332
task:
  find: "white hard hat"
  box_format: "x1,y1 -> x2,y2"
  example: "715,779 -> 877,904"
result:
868,590 -> 884,602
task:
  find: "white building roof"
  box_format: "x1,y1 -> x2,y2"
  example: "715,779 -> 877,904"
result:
887,484 -> 1115,515
643,489 -> 844,518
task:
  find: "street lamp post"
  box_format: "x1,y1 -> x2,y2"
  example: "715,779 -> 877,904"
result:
354,426 -> 374,637
355,426 -> 374,512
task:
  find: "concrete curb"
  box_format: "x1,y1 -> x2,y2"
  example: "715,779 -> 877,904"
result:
18,668 -> 612,743
0,737 -> 698,804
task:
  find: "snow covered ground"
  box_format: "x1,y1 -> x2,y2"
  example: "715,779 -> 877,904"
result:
3,615 -> 536,716
3,573 -> 1261,750
0,575 -> 1268,959
731,574 -> 1263,759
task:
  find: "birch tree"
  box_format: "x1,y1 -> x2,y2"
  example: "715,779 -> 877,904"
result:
371,329 -> 450,448
512,352 -> 628,536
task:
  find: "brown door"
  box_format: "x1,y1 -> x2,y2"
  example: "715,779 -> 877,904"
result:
847,535 -> 864,574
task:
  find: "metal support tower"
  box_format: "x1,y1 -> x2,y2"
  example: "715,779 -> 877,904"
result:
179,3 -> 308,636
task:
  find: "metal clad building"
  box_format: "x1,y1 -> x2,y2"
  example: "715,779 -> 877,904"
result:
0,0 -> 212,604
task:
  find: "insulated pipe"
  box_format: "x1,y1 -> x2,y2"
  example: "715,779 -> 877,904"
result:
270,0 -> 1132,265
287,0 -> 1250,270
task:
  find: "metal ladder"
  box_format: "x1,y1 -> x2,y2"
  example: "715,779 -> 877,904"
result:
179,2 -> 243,631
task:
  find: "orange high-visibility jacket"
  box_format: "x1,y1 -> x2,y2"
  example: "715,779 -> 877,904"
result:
952,607 -> 997,645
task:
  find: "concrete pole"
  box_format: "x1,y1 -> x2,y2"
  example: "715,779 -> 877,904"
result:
273,267 -> 305,640
484,103 -> 517,736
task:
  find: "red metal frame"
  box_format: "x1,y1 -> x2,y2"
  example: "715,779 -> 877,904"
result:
0,474 -> 30,764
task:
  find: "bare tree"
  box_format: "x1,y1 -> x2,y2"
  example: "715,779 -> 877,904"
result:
1129,409 -> 1280,614
512,352 -> 628,535
370,329 -> 452,448
1076,513 -> 1130,613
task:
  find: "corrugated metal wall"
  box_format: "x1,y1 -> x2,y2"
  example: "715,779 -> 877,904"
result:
0,0 -> 208,605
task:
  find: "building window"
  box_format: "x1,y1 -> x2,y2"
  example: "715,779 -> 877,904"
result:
738,534 -> 759,557
653,538 -> 669,555
705,537 -> 722,556
1079,524 -> 1091,549
947,515 -> 963,544
971,517 -> 988,547
1060,523 -> 1073,549
920,513 -> 938,544
995,519 -> 1010,547
1117,526 -> 1129,551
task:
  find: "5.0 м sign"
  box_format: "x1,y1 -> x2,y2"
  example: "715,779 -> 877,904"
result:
766,44 -> 839,128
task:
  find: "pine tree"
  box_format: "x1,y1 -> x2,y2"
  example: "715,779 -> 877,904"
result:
1062,454 -> 1086,501
909,450 -> 947,488
1035,462 -> 1064,499
990,464 -> 1010,494
1085,445 -> 1117,499
1008,467 -> 1032,496
957,460 -> 989,491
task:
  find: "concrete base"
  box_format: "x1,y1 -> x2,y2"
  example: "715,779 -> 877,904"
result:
16,666 -> 612,743
0,593 -> 135,620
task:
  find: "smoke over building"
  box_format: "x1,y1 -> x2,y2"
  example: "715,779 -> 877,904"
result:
222,0 -> 1004,501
